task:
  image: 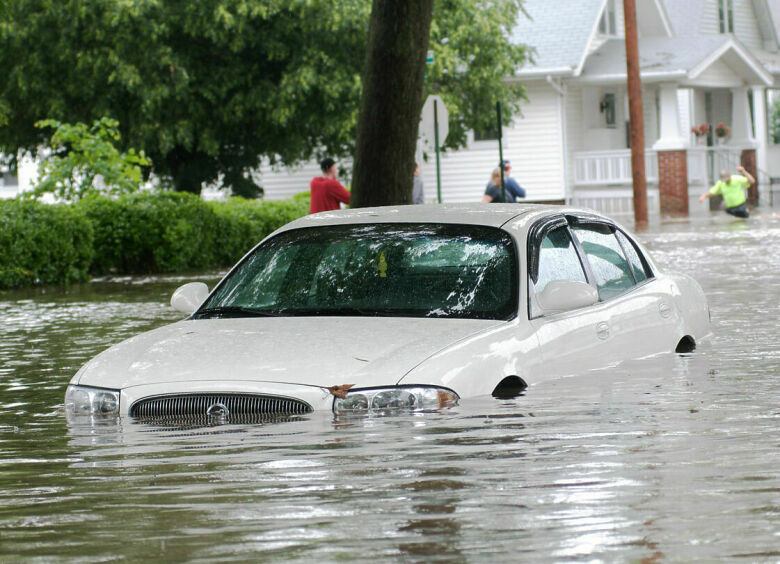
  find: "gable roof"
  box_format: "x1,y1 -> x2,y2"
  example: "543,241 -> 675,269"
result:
579,35 -> 774,85
513,0 -> 778,83
751,0 -> 780,48
513,0 -> 604,77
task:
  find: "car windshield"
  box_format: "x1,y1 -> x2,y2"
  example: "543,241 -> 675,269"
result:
198,223 -> 518,320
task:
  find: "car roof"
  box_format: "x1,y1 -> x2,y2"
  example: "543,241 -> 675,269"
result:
278,203 -> 570,231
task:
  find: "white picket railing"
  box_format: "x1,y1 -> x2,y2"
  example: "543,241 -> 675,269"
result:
573,150 -> 658,186
573,146 -> 750,188
686,146 -> 743,186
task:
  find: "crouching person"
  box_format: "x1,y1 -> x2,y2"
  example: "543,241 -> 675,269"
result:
699,166 -> 754,218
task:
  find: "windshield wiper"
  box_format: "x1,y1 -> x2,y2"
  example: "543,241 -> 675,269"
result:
192,306 -> 281,319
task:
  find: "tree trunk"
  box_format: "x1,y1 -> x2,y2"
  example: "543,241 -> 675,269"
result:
165,147 -> 219,195
351,0 -> 434,208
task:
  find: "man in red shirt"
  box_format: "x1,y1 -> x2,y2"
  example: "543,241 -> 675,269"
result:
309,158 -> 351,213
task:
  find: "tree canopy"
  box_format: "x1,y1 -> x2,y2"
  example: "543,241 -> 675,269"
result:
0,0 -> 528,196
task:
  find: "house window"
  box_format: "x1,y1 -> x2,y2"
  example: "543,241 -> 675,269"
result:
599,0 -> 617,36
2,172 -> 18,187
474,125 -> 499,142
601,93 -> 616,128
718,0 -> 734,33
768,89 -> 780,144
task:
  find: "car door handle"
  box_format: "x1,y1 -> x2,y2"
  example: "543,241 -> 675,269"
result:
596,321 -> 610,340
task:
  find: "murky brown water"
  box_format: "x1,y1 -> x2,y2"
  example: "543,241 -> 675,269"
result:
1,211 -> 779,562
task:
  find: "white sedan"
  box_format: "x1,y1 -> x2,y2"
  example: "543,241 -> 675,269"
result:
65,204 -> 710,420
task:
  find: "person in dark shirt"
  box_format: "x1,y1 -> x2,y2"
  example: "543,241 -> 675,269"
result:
501,160 -> 526,200
481,168 -> 512,203
309,158 -> 351,214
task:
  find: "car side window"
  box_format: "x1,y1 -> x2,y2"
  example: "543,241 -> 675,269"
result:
616,230 -> 651,283
535,226 -> 587,293
571,224 -> 635,300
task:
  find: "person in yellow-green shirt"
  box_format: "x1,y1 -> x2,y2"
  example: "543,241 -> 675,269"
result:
699,166 -> 755,218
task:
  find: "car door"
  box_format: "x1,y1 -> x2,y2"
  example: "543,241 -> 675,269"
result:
568,217 -> 679,360
527,217 -> 611,378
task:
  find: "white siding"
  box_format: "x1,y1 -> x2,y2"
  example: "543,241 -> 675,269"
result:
428,81 -> 565,203
692,58 -> 745,88
678,88 -> 692,142
733,0 -> 763,49
256,83 -> 566,203
503,82 -> 566,201
698,0 -> 762,46
644,86 -> 659,147
699,0 -> 721,34
711,89 -> 733,127
565,84 -> 585,198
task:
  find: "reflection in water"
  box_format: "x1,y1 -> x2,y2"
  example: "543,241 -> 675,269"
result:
1,216 -> 779,561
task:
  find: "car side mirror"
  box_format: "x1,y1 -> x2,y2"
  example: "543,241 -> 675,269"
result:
171,282 -> 209,314
537,280 -> 599,315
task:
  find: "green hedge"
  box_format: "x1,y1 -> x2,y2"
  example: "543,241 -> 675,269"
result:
0,199 -> 94,288
81,191 -> 310,275
0,191 -> 310,288
79,192 -> 221,274
209,192 -> 310,264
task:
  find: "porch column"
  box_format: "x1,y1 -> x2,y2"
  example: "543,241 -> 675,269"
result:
741,149 -> 759,205
652,83 -> 689,215
729,86 -> 756,147
751,85 -> 767,204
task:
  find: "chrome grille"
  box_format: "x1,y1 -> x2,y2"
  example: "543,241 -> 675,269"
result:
130,393 -> 312,419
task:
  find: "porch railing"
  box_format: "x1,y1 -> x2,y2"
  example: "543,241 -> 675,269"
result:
686,146 -> 742,186
573,147 -> 751,187
573,150 -> 658,186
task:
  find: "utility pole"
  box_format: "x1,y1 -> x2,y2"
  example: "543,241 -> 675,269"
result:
623,0 -> 648,229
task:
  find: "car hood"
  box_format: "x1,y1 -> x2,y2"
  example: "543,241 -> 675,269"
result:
75,316 -> 504,390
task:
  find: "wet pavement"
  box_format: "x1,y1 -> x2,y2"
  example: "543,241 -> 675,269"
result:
0,209 -> 778,562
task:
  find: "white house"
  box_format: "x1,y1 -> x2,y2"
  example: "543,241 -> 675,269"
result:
501,0 -> 780,216
250,0 -> 780,215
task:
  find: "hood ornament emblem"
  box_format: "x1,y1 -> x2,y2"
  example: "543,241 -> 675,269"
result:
206,403 -> 229,418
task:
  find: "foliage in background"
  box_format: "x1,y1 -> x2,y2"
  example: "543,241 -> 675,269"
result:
0,192 -> 309,288
29,118 -> 150,201
80,192 -> 309,276
0,0 -> 528,196
771,97 -> 780,144
426,0 -> 529,149
0,199 -> 94,288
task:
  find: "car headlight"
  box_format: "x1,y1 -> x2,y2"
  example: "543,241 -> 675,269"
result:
65,385 -> 120,416
333,386 -> 459,414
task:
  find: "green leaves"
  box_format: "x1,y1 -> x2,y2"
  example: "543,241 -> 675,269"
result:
427,0 -> 528,148
0,0 -> 528,194
29,118 -> 151,201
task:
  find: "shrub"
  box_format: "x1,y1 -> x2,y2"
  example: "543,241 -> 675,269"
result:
0,199 -> 93,288
77,191 -> 221,274
1,191 -> 310,287
209,192 -> 310,263
78,191 -> 310,275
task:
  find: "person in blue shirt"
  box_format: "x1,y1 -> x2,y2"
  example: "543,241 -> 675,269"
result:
501,160 -> 526,200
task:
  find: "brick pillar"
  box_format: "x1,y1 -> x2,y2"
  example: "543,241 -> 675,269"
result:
657,149 -> 689,216
740,149 -> 758,205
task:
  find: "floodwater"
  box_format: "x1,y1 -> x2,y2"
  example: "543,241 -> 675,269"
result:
1,210 -> 778,563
